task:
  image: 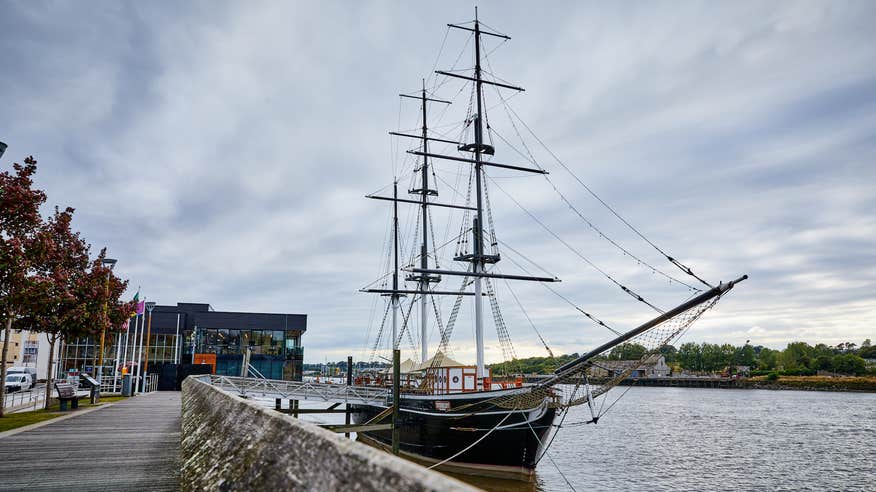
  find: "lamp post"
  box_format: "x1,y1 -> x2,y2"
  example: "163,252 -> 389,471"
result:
0,141 -> 7,160
97,258 -> 117,389
142,302 -> 156,392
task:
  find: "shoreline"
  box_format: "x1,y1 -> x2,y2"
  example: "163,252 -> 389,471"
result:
609,375 -> 876,393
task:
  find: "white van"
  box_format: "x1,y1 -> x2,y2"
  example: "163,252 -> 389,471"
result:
4,373 -> 32,393
8,367 -> 37,389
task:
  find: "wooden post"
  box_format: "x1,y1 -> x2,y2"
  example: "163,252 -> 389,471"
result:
392,349 -> 400,455
345,356 -> 353,438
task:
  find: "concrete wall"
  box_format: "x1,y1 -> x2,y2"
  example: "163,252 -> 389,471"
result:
181,377 -> 479,492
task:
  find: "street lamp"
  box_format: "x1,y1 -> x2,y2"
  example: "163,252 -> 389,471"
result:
0,141 -> 7,160
142,301 -> 156,392
96,258 -> 117,389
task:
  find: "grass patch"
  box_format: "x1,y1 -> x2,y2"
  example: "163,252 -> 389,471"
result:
0,395 -> 128,432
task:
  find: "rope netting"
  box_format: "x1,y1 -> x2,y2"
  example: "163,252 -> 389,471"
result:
450,292 -> 725,412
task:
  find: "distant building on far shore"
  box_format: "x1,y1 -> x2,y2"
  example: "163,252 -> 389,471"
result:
590,355 -> 671,378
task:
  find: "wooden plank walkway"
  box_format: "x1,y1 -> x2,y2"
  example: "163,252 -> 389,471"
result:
0,392 -> 180,491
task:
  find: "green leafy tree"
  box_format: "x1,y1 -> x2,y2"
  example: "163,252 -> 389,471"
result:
737,344 -> 756,367
812,355 -> 833,371
659,344 -> 678,363
756,347 -> 778,370
608,343 -> 647,361
832,354 -> 866,375
780,342 -> 814,370
677,342 -> 702,371
858,340 -> 876,359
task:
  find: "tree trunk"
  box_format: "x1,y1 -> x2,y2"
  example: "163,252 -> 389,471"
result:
0,316 -> 13,418
44,335 -> 58,410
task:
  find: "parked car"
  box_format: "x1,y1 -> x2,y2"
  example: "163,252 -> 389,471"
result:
4,373 -> 32,393
8,367 -> 37,389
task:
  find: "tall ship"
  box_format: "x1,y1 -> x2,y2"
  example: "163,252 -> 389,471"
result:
351,10 -> 746,481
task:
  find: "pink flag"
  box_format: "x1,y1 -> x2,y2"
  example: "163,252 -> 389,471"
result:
136,300 -> 145,315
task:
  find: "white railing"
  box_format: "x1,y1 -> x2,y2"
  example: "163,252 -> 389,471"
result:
144,374 -> 159,393
100,379 -> 121,394
207,375 -> 390,406
3,387 -> 47,412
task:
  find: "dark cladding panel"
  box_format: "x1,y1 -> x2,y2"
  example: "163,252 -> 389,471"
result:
149,311 -> 186,335
176,303 -> 212,313
190,312 -> 307,332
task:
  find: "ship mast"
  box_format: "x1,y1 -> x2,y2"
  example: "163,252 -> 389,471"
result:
392,180 -> 400,349
471,12 -> 487,388
417,80 -> 434,363
366,9 -> 559,380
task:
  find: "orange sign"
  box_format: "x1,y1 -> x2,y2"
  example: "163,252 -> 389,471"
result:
194,353 -> 217,373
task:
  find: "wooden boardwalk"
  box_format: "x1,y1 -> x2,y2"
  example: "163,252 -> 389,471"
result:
0,392 -> 180,491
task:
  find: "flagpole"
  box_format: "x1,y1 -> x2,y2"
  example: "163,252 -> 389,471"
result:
131,313 -> 140,395
174,313 -> 181,364
121,318 -> 129,380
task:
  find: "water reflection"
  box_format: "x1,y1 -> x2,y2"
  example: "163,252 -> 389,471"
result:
442,471 -> 541,491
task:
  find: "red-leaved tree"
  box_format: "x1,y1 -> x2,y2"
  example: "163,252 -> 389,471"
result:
0,157 -> 50,417
25,210 -> 136,407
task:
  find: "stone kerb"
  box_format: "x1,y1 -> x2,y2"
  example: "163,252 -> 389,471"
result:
180,376 -> 479,492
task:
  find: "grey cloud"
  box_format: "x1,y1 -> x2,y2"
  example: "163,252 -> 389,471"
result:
2,1 -> 875,363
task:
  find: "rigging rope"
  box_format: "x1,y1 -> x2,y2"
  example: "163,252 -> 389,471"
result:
477,59 -> 701,292
484,277 -> 517,363
368,302 -> 392,364
502,253 -> 621,336
501,276 -> 554,358
501,101 -> 715,289
488,175 -> 665,313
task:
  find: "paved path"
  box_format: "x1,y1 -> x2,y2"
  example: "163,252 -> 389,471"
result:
0,392 -> 180,491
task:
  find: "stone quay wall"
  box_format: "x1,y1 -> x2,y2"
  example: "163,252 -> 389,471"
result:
180,376 -> 478,491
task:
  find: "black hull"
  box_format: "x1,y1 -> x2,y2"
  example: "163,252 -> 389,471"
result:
350,389 -> 556,481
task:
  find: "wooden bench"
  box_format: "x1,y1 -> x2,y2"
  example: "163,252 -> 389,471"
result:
54,382 -> 87,411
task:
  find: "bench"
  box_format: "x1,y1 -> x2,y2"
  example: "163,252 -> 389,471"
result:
54,382 -> 87,411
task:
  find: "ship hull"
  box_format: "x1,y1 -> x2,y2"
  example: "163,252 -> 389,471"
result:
350,388 -> 556,481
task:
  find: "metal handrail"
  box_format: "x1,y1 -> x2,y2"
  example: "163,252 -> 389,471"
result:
207,375 -> 390,405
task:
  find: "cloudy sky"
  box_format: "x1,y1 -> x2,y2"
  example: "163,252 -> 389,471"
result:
2,1 -> 874,363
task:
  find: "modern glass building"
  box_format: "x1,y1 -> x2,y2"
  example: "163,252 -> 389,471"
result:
59,302 -> 306,383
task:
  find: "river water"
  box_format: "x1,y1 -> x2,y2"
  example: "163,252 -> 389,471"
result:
453,387 -> 875,492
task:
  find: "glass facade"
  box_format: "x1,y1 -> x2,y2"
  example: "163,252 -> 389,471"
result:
55,303 -> 306,383
183,328 -> 302,380
59,331 -> 181,379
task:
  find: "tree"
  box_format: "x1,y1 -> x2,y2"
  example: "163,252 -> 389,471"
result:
780,342 -> 814,370
607,343 -> 647,361
677,342 -> 702,371
813,355 -> 833,372
26,224 -> 135,408
659,344 -> 678,363
859,344 -> 876,359
736,344 -> 756,367
756,347 -> 778,370
23,207 -> 95,407
0,157 -> 50,418
832,354 -> 866,375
